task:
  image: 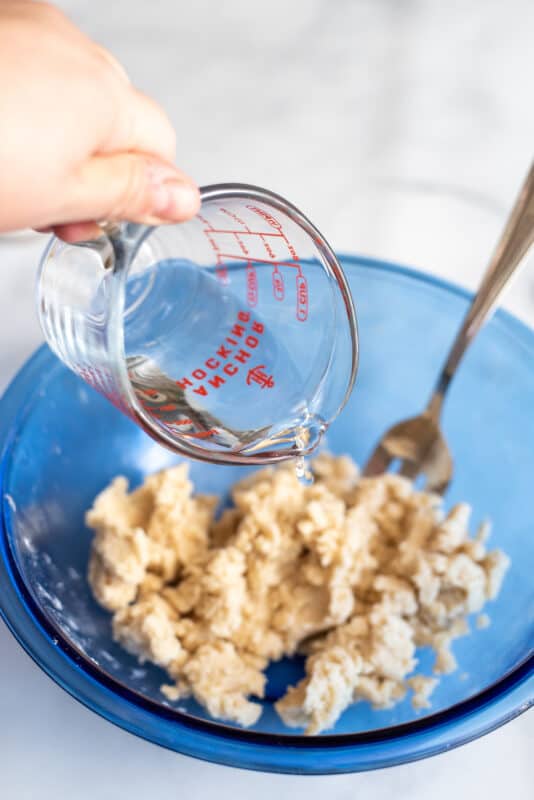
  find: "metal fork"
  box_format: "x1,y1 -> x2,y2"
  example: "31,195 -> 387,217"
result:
363,163 -> 534,493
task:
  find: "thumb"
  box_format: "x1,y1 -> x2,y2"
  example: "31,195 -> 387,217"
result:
63,153 -> 200,226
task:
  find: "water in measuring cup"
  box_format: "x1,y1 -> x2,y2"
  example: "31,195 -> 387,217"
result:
123,258 -> 325,455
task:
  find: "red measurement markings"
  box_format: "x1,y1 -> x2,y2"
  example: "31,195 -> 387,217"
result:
281,232 -> 299,261
207,227 -> 284,266
261,235 -> 276,259
203,228 -> 220,254
246,261 -> 258,306
203,229 -> 230,284
227,204 -> 304,316
296,274 -> 308,321
197,212 -> 214,230
205,228 -> 284,236
218,252 -> 301,269
219,207 -> 251,231
199,225 -> 229,284
201,206 -> 307,317
233,233 -> 250,257
245,205 -> 300,262
214,253 -> 229,284
272,267 -> 285,300
201,219 -> 254,285
246,205 -> 283,231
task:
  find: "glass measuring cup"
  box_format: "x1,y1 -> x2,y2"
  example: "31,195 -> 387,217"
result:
37,184 -> 358,465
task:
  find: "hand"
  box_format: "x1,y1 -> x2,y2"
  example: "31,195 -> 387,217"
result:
0,1 -> 200,242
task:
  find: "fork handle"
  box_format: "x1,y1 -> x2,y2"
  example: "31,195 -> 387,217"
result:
427,163 -> 534,419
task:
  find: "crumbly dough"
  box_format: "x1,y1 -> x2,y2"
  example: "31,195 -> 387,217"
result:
86,454 -> 509,734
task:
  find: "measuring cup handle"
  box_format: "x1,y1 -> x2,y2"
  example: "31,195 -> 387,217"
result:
75,221 -> 149,271
37,220 -> 151,417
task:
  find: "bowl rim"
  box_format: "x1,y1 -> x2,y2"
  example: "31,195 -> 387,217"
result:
0,254 -> 532,773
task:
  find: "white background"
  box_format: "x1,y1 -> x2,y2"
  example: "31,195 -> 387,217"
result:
0,1 -> 532,797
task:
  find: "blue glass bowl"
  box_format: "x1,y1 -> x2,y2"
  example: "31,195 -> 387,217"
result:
0,256 -> 532,774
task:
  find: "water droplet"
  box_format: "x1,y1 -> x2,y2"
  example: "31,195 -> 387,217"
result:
295,456 -> 314,486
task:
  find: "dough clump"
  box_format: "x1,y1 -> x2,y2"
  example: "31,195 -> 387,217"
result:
87,454 -> 509,734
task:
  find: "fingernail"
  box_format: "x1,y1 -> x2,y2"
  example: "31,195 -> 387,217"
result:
151,179 -> 200,220
147,161 -> 200,221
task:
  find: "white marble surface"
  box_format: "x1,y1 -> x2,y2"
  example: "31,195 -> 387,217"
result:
0,0 -> 533,796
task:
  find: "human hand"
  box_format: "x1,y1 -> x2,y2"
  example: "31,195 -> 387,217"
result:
0,1 -> 199,242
